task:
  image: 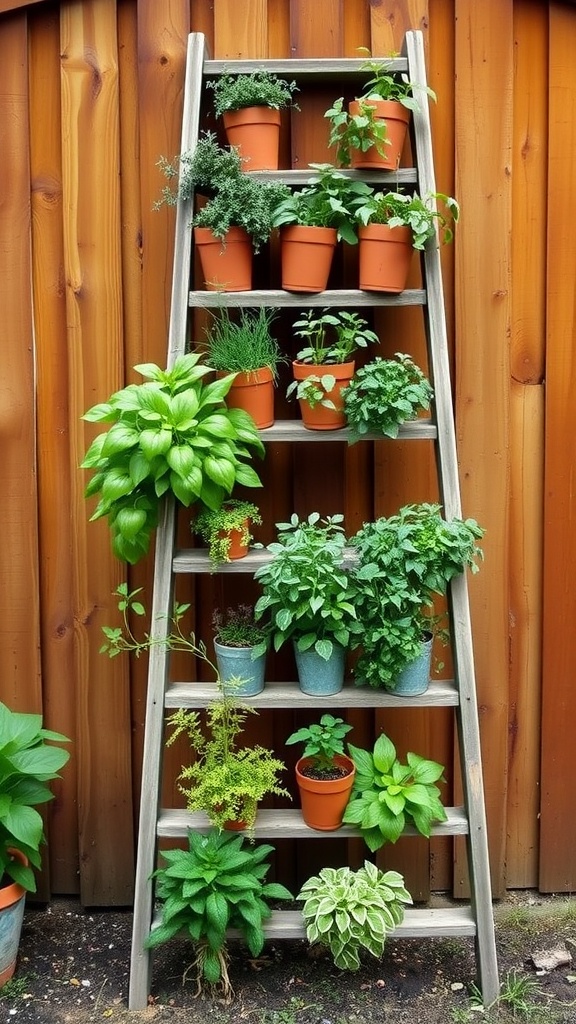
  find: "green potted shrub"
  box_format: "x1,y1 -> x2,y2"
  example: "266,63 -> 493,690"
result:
212,604 -> 269,697
202,307 -> 285,428
286,714 -> 354,831
353,189 -> 460,292
298,861 -> 412,970
325,54 -> 436,171
145,829 -> 292,998
191,498 -> 262,567
348,504 -> 484,693
154,131 -> 244,206
81,352 -> 264,564
0,702 -> 70,987
254,512 -> 356,695
342,353 -> 433,440
287,309 -> 379,430
206,70 -> 298,171
271,164 -> 373,292
167,696 -> 290,833
342,732 -> 447,850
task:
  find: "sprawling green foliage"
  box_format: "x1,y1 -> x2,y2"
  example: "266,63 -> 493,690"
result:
192,499 -> 262,567
298,861 -> 412,970
271,164 -> 372,244
292,309 -> 379,365
343,733 -> 447,851
354,190 -> 459,250
145,830 -> 292,997
81,353 -> 264,564
206,70 -> 298,116
0,703 -> 70,891
343,354 -> 433,440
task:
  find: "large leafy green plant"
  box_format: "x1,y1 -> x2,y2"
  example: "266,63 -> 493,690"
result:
0,702 -> 70,892
343,733 -> 447,851
271,163 -> 373,244
343,354 -> 433,440
254,513 -> 356,661
206,70 -> 298,116
145,830 -> 292,998
298,861 -> 412,970
355,190 -> 459,250
81,353 -> 264,564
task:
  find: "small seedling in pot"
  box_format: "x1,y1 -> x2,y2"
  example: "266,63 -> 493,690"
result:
286,714 -> 352,780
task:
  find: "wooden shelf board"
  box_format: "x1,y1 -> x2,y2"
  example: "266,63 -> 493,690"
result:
157,806 -> 468,840
249,168 -> 418,185
165,678 -> 459,709
189,289 -> 427,309
203,57 -> 408,78
173,547 -> 358,573
260,419 -> 437,442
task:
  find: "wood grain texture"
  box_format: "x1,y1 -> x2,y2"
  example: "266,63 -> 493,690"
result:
454,0 -> 513,898
214,0 -> 268,57
539,1 -> 576,893
290,0 -> 343,57
29,4 -> 79,896
61,0 -> 134,905
370,0 -> 429,55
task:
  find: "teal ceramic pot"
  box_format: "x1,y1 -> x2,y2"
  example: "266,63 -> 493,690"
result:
214,640 -> 266,696
386,632 -> 433,696
294,641 -> 346,695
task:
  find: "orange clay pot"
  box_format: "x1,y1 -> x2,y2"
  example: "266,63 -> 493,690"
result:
295,755 -> 356,832
217,520 -> 250,561
218,367 -> 275,429
280,225 -> 337,293
349,99 -> 410,170
194,226 -> 252,291
358,223 -> 413,293
292,360 -> 355,430
223,106 -> 282,171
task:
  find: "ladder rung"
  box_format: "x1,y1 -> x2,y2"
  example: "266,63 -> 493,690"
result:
203,57 -> 409,78
256,419 -> 437,442
165,679 -> 459,709
173,546 -> 359,573
157,806 -> 469,840
189,289 -> 427,309
248,168 -> 418,186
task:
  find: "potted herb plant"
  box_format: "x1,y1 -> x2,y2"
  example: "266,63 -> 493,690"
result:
81,353 -> 264,564
145,830 -> 292,998
342,732 -> 447,850
298,861 -> 412,970
325,55 -> 436,171
202,307 -> 285,428
0,702 -> 70,987
287,308 -> 379,429
206,70 -> 298,171
348,503 -> 484,693
342,352 -> 433,440
286,714 -> 354,831
353,189 -> 460,292
212,604 -> 268,697
191,498 -> 262,567
254,513 -> 356,695
167,696 -> 290,833
271,164 -> 373,292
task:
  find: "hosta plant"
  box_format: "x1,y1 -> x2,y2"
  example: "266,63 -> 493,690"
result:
298,861 -> 412,970
343,353 -> 433,441
343,732 -> 447,851
145,830 -> 292,998
0,702 -> 70,892
81,353 -> 264,564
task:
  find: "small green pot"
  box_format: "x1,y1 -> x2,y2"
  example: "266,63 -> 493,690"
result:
293,642 -> 346,696
214,640 -> 266,696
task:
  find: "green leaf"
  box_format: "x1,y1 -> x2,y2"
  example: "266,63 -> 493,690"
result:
203,456 -> 236,492
372,733 -> 397,773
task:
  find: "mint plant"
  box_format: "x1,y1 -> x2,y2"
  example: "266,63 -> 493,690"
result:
343,733 -> 447,850
286,714 -> 352,776
81,353 -> 264,564
343,353 -> 433,440
298,861 -> 412,970
355,190 -> 459,250
292,309 -> 379,365
145,830 -> 292,998
271,163 -> 373,244
286,373 -> 338,411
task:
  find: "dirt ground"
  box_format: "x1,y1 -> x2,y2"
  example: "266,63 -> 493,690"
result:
2,893 -> 576,1023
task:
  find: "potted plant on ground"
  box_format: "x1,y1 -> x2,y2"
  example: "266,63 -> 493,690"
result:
206,70 -> 298,171
271,164 -> 373,292
202,307 -> 285,428
342,352 -> 433,440
145,830 -> 292,998
287,309 -> 379,430
353,189 -> 460,292
286,714 -> 354,831
348,504 -> 484,693
298,861 -> 412,970
167,696 -> 290,833
0,702 -> 70,987
191,498 -> 262,568
342,732 -> 447,851
254,513 -> 356,695
81,352 -> 265,564
325,54 -> 436,171
212,604 -> 269,697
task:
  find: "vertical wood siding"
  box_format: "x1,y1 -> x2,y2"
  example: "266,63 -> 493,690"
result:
0,0 -> 573,902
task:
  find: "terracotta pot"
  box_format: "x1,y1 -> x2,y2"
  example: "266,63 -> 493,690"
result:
358,223 -> 413,293
292,360 -> 355,430
0,850 -> 27,988
223,106 -> 281,171
280,225 -> 337,293
217,519 -> 250,560
218,367 -> 275,429
349,99 -> 410,170
194,226 -> 253,291
295,755 -> 356,832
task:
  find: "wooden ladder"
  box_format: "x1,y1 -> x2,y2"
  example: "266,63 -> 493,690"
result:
128,30 -> 500,1011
